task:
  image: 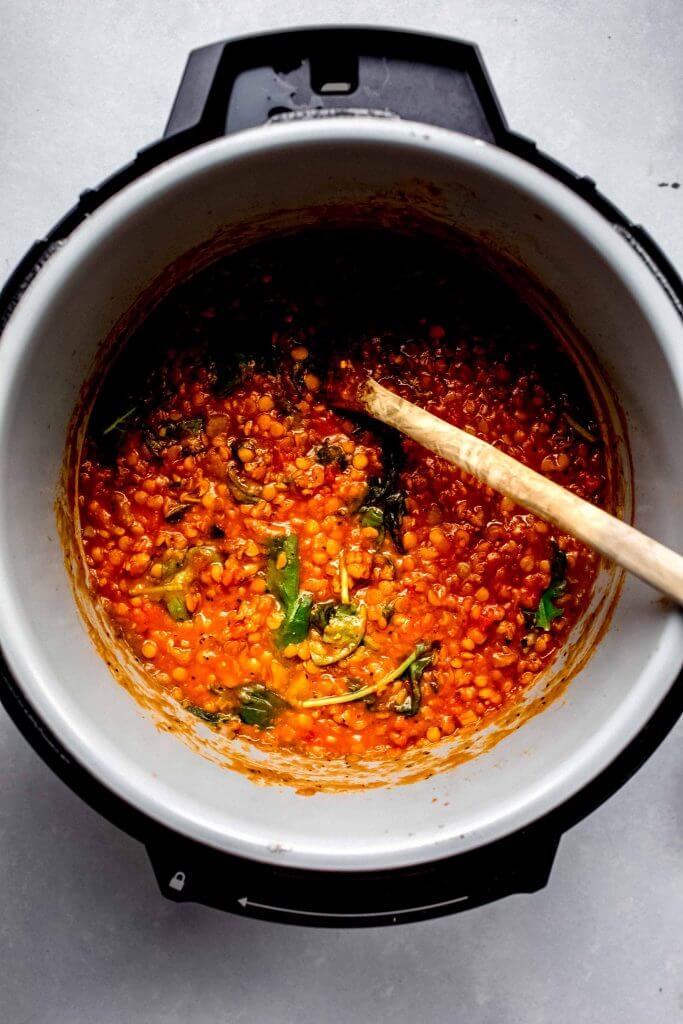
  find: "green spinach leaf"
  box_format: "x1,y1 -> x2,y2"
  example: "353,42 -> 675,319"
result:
358,422 -> 406,545
186,703 -> 233,725
338,413 -> 405,545
266,534 -> 301,609
310,602 -> 367,666
348,677 -> 377,709
303,641 -> 435,709
275,592 -> 314,649
266,534 -> 312,648
237,685 -> 288,729
533,543 -> 568,631
143,417 -> 204,457
159,552 -> 186,581
164,593 -> 191,622
381,601 -> 396,624
164,502 -> 193,524
360,505 -> 385,546
186,686 -> 288,731
392,641 -> 438,716
316,441 -> 348,469
212,349 -> 251,395
310,600 -> 337,633
359,484 -> 405,549
226,464 -> 262,505
132,545 -> 222,621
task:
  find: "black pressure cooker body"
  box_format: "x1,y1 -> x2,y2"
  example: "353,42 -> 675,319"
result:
1,28 -> 681,927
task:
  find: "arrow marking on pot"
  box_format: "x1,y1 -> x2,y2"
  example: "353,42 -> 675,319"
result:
236,895 -> 468,918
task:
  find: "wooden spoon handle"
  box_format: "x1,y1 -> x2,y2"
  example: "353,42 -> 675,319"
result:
362,378 -> 683,605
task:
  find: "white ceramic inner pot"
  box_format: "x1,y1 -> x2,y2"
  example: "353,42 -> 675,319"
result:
0,118 -> 681,872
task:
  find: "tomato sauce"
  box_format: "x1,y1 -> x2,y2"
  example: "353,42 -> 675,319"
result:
78,231 -> 608,758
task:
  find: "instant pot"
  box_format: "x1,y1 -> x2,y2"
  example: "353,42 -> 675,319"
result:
0,28 -> 682,926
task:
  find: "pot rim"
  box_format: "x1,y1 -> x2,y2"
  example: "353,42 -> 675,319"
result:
0,116 -> 682,871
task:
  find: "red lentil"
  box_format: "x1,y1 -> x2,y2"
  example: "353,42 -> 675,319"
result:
79,231 -> 607,758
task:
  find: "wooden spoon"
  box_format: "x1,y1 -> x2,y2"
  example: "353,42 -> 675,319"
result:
358,377 -> 683,605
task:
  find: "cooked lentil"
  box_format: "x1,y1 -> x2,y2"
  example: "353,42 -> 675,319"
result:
78,230 -> 607,758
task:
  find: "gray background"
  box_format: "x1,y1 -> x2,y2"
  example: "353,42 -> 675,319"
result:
1,2 -> 681,1021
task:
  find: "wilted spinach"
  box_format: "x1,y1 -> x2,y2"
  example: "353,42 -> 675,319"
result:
212,348 -> 251,395
186,703 -> 233,725
381,601 -> 396,624
236,684 -> 289,729
359,505 -> 385,546
275,593 -> 313,649
164,593 -> 191,622
164,502 -> 193,524
310,600 -> 337,633
355,423 -> 406,547
266,534 -> 312,648
316,440 -> 348,469
310,602 -> 368,667
226,464 -> 262,505
185,685 -> 288,730
534,544 -> 568,631
523,542 -> 569,636
361,488 -> 405,549
208,318 -> 279,396
131,545 -> 222,622
143,417 -> 204,457
391,641 -> 438,716
266,534 -> 300,609
348,677 -> 377,709
303,641 -> 437,709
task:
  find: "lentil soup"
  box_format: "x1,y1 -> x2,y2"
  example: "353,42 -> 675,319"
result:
78,230 -> 609,760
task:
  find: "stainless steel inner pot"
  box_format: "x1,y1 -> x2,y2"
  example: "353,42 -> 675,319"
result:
0,117 -> 681,872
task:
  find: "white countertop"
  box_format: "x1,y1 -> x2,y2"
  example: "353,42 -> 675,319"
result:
1,2 -> 682,1021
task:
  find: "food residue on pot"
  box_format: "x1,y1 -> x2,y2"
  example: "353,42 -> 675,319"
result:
65,227 -> 623,780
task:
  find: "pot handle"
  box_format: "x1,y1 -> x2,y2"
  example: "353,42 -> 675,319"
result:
146,824 -> 561,927
163,27 -> 510,144
159,25 -> 683,316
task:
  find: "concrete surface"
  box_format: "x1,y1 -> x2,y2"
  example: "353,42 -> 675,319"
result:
1,2 -> 682,1022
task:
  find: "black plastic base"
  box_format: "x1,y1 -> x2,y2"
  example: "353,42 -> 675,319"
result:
3,636 -> 682,926
1,27 -> 682,926
147,827 -> 560,927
